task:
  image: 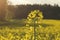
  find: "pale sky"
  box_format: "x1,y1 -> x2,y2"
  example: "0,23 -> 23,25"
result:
8,0 -> 60,6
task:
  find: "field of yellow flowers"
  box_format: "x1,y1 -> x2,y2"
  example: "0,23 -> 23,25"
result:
0,19 -> 60,40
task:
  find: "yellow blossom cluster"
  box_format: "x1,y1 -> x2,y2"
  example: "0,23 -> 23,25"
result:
26,10 -> 43,26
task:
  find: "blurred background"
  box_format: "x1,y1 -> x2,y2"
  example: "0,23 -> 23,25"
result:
0,0 -> 60,21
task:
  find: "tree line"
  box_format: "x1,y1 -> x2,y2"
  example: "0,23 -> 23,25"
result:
8,4 -> 60,19
0,4 -> 60,21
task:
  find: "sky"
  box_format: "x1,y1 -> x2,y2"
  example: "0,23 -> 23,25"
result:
8,0 -> 60,6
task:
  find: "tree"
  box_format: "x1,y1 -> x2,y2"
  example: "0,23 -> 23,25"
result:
0,0 -> 7,21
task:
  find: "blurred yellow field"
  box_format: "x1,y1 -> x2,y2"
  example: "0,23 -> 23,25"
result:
0,19 -> 60,40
